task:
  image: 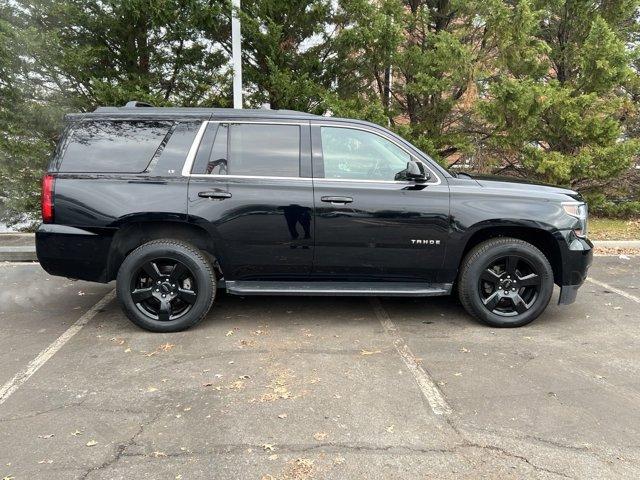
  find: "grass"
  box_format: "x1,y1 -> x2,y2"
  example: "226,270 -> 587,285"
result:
588,217 -> 640,241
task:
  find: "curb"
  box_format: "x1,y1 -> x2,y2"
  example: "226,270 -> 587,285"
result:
592,240 -> 640,248
0,246 -> 37,262
0,233 -> 36,262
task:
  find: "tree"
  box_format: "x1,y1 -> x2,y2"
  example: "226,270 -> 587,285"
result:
478,0 -> 640,196
0,0 -> 230,227
0,1 -> 54,228
332,0 -> 499,164
200,0 -> 339,112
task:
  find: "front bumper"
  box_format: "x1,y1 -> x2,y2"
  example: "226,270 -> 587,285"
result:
557,235 -> 593,305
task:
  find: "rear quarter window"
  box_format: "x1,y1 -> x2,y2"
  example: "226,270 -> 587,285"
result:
58,120 -> 173,173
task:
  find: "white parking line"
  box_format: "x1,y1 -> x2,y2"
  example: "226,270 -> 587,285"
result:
369,297 -> 452,415
0,289 -> 115,406
587,277 -> 640,304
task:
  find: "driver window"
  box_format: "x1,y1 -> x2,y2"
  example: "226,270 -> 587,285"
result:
320,126 -> 411,181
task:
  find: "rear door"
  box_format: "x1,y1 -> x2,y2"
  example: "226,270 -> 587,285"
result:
186,120 -> 314,281
310,122 -> 450,283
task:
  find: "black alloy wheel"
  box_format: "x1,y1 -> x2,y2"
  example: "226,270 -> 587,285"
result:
458,237 -> 554,328
117,240 -> 216,332
131,258 -> 198,322
478,255 -> 541,317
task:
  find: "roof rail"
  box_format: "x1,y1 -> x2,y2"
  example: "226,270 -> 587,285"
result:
124,100 -> 154,108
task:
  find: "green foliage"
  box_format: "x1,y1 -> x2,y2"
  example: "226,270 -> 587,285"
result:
478,1 -> 640,192
585,194 -> 640,218
202,0 -> 338,112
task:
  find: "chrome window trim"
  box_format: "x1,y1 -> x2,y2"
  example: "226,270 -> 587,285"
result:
181,121 -> 209,176
181,119 -> 443,186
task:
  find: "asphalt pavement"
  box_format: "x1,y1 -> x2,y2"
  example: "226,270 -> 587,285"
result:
0,256 -> 639,479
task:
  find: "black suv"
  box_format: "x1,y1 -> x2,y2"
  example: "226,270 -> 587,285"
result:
36,103 -> 593,332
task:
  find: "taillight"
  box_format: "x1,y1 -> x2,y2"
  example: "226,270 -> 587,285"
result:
41,174 -> 55,223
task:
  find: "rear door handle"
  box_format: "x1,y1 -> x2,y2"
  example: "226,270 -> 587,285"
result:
198,191 -> 232,199
321,196 -> 353,204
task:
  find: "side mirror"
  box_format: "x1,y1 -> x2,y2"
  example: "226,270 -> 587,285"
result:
396,160 -> 430,183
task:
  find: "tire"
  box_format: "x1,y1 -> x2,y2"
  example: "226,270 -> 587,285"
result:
116,240 -> 216,332
458,237 -> 554,328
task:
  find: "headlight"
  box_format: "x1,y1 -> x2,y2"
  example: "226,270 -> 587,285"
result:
562,202 -> 588,238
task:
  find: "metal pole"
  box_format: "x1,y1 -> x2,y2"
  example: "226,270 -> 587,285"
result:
231,0 -> 242,109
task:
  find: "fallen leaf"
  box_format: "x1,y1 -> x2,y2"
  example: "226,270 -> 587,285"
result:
86,440 -> 98,447
228,380 -> 245,390
360,349 -> 381,356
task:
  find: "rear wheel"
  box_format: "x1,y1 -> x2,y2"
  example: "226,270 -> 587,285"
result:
116,240 -> 215,332
458,238 -> 554,328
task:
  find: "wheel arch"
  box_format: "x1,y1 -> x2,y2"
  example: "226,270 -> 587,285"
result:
106,220 -> 223,282
458,223 -> 563,285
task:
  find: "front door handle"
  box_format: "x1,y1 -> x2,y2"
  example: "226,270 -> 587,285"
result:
198,191 -> 232,199
321,196 -> 353,204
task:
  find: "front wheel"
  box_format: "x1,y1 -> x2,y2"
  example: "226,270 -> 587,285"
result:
116,240 -> 216,332
458,238 -> 554,328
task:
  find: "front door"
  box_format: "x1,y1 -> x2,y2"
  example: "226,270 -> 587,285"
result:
310,123 -> 450,282
187,120 -> 314,280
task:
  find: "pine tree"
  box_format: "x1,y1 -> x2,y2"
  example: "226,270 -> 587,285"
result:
479,0 -> 640,197
332,0 -> 492,164
0,0 -> 230,227
202,0 -> 338,112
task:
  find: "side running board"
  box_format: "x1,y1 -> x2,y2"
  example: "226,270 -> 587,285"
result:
225,281 -> 452,297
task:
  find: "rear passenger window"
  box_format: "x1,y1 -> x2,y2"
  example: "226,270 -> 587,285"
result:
59,121 -> 172,173
191,123 -> 228,175
229,124 -> 300,177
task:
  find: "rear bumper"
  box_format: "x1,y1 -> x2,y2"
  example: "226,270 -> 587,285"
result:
558,235 -> 593,305
36,224 -> 114,283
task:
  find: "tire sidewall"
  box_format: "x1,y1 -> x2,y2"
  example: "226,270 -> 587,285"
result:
462,242 -> 554,328
116,242 -> 215,332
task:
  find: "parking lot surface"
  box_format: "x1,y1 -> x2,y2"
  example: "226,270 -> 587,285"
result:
1,256 -> 639,479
